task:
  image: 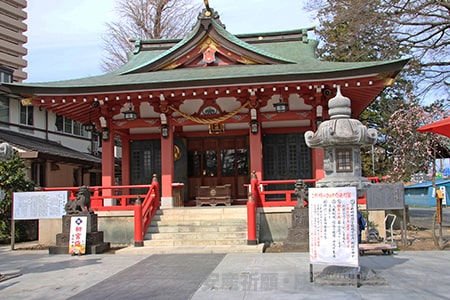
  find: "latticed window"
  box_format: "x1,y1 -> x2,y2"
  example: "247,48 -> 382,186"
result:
130,140 -> 161,186
188,150 -> 202,177
263,133 -> 312,180
336,149 -> 353,172
221,149 -> 235,176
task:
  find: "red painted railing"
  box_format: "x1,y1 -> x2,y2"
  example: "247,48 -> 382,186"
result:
41,174 -> 160,247
245,173 -> 387,244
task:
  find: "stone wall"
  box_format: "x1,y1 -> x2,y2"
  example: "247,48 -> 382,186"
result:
257,207 -> 294,243
38,210 -> 135,246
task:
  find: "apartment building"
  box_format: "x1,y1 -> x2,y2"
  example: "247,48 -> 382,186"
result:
0,0 -> 27,82
0,0 -> 102,189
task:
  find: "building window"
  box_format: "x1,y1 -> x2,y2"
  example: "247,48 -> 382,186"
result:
336,149 -> 353,172
0,96 -> 9,125
0,66 -> 13,83
55,114 -> 88,137
20,103 -> 33,126
0,66 -> 12,126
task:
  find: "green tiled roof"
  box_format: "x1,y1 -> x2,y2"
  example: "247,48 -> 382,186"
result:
8,58 -> 407,90
3,8 -> 408,92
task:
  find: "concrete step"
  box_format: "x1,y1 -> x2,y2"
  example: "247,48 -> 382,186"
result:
145,231 -> 247,240
156,206 -> 247,215
149,220 -> 247,227
145,207 -> 250,249
148,224 -> 247,233
115,243 -> 265,254
153,208 -> 247,221
143,238 -> 249,246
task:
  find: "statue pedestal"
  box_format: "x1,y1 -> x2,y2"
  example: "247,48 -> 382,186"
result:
283,206 -> 309,252
48,212 -> 110,255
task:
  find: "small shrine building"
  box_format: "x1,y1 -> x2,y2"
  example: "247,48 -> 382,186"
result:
2,5 -> 408,207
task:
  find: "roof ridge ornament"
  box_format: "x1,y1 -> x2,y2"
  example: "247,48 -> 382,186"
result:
204,0 -> 211,16
199,0 -> 225,28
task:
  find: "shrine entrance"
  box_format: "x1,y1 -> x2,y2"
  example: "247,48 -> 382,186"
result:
187,136 -> 249,201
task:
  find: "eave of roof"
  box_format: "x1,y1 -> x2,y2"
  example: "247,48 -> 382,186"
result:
405,179 -> 450,189
0,128 -> 102,166
3,58 -> 409,95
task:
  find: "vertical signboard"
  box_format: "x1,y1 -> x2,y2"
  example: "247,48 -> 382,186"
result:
309,187 -> 358,267
68,216 -> 87,255
440,186 -> 447,207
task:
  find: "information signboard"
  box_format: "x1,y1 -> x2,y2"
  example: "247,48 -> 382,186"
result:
13,191 -> 68,220
309,187 -> 359,267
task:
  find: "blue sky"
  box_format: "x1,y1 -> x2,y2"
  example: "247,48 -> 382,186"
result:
24,0 -> 314,83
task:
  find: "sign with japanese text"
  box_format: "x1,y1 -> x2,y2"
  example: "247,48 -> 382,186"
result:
68,216 -> 87,255
309,187 -> 358,267
13,191 -> 67,220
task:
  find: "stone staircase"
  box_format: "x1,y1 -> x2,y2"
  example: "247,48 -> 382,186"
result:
117,206 -> 264,254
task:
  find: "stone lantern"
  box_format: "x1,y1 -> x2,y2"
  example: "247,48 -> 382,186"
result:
305,86 -> 377,197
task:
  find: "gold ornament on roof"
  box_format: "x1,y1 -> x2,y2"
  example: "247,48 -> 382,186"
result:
204,0 -> 211,16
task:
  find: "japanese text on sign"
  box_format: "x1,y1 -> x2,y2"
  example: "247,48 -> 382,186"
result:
13,191 -> 67,220
309,187 -> 358,267
69,216 -> 87,255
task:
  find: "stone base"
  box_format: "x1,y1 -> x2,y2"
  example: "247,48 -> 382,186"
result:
314,265 -> 387,286
49,213 -> 110,255
55,231 -> 106,245
49,242 -> 111,255
283,206 -> 309,252
281,242 -> 309,252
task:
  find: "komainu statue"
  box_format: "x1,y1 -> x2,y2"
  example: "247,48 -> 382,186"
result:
294,179 -> 309,208
65,186 -> 92,214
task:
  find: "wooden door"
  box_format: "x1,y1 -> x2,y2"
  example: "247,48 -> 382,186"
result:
187,136 -> 249,201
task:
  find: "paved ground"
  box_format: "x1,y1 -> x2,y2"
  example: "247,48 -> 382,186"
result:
1,247 -> 450,299
0,207 -> 449,299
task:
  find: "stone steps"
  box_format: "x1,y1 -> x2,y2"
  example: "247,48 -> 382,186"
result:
139,206 -> 262,251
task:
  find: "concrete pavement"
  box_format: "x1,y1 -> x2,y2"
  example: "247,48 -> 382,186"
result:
1,245 -> 450,300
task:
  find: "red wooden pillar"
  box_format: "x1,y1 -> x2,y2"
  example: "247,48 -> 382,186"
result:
249,122 -> 263,180
121,135 -> 131,185
312,148 -> 324,180
247,172 -> 258,244
121,135 -> 131,197
312,93 -> 325,181
160,124 -> 174,208
101,126 -> 115,204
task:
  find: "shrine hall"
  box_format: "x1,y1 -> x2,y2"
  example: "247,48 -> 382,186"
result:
2,4 -> 408,208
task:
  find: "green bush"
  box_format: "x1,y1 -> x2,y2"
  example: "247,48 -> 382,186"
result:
0,151 -> 36,242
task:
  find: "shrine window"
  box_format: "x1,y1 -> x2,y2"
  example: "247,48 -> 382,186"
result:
336,149 -> 353,172
237,149 -> 249,175
204,150 -> 217,176
188,150 -> 202,177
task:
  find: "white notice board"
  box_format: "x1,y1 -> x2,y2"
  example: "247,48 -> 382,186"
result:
13,191 -> 68,220
309,187 -> 359,267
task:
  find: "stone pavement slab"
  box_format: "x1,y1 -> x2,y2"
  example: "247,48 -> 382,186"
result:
68,254 -> 225,300
0,247 -> 149,300
1,245 -> 450,300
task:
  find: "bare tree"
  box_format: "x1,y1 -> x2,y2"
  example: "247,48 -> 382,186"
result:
306,0 -> 450,98
101,0 -> 201,72
386,0 -> 450,97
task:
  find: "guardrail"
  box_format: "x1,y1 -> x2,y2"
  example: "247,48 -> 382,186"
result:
41,174 -> 160,247
245,173 -> 386,244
